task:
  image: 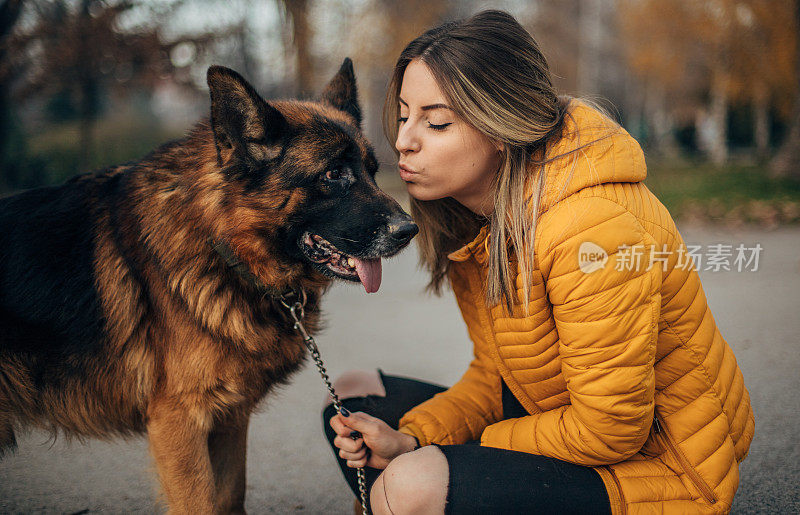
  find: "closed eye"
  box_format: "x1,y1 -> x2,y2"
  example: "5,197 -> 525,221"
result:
427,122 -> 452,131
397,117 -> 451,131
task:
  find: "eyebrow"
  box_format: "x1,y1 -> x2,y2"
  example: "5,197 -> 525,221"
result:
398,97 -> 453,112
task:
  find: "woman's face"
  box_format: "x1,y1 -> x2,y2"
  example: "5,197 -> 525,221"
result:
395,59 -> 502,216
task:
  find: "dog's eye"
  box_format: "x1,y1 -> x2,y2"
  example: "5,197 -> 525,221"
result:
325,169 -> 342,181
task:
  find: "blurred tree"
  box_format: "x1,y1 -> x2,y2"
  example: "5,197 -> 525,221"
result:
619,1 -> 721,161
235,17 -> 257,85
527,1 -> 631,133
0,0 -> 24,190
577,0 -> 602,96
314,0 -> 453,161
526,0 -> 580,95
724,1 -> 797,160
279,0 -> 313,97
9,0 -> 220,173
619,0 -> 797,164
771,0 -> 800,178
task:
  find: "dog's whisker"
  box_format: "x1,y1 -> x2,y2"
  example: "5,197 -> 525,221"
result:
333,236 -> 359,243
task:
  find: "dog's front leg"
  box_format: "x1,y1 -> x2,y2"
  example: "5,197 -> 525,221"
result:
209,412 -> 249,514
147,400 -> 215,514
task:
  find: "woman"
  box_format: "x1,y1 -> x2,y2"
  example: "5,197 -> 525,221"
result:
322,10 -> 754,515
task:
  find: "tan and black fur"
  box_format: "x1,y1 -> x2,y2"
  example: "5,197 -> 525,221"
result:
0,59 -> 416,513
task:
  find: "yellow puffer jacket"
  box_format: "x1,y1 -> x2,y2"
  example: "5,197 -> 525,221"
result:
397,100 -> 755,514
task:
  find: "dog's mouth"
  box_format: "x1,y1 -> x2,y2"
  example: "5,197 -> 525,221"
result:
300,232 -> 382,293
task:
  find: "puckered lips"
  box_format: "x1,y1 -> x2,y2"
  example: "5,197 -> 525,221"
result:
300,232 -> 382,293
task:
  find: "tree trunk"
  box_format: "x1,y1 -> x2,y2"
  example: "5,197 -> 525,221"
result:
0,0 -> 24,191
770,0 -> 800,178
0,80 -> 14,191
281,0 -> 313,98
577,0 -> 601,95
708,69 -> 729,165
645,81 -> 679,158
237,18 -> 257,87
771,97 -> 800,178
77,0 -> 97,172
78,87 -> 95,172
753,81 -> 770,160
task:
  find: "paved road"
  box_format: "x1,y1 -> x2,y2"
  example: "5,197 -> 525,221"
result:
1,222 -> 797,514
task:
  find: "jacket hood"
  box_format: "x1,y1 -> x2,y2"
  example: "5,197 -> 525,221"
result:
448,99 -> 647,262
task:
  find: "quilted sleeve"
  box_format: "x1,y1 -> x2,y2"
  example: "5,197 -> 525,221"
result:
480,196 -> 660,466
397,263 -> 503,446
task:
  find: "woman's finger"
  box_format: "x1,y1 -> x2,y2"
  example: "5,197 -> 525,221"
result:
339,447 -> 367,461
347,457 -> 368,468
333,434 -> 362,452
333,435 -> 363,453
329,414 -> 356,437
339,411 -> 378,433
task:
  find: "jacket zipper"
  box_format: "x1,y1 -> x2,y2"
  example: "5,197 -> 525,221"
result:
653,413 -> 718,504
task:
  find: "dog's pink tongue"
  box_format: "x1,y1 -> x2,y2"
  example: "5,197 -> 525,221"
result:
352,258 -> 382,294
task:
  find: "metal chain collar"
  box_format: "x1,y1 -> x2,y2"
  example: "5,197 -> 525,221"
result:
279,289 -> 370,515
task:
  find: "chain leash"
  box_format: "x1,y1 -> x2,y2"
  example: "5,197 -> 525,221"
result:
279,289 -> 370,515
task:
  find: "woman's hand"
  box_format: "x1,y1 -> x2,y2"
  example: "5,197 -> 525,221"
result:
329,409 -> 419,469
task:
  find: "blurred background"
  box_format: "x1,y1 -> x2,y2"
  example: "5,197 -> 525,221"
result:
0,1 -> 799,513
1,0 -> 799,226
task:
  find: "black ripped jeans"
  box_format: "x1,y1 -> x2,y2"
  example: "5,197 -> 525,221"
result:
321,369 -> 612,514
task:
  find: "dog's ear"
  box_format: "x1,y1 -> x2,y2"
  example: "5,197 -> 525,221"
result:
207,65 -> 286,164
320,57 -> 362,126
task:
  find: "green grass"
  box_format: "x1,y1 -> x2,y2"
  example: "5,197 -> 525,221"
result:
644,159 -> 800,225
25,115 -> 186,186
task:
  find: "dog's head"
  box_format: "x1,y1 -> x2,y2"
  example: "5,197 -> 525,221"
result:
206,59 -> 416,294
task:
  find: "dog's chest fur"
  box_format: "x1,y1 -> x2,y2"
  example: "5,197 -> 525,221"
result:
151,283 -> 323,416
102,218 -> 325,425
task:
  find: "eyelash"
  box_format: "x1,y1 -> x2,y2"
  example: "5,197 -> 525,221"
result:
428,122 -> 451,131
397,117 -> 452,131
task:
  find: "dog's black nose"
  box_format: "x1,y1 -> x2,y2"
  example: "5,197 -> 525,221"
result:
387,219 -> 418,243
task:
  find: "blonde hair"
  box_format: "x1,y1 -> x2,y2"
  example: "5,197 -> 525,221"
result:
383,10 -> 616,312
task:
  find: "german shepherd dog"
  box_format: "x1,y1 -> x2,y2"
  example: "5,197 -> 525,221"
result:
0,58 -> 416,513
